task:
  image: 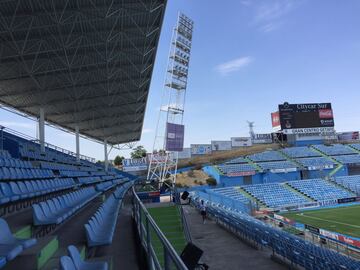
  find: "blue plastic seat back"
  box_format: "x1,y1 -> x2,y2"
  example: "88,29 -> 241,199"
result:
60,256 -> 77,270
9,182 -> 22,195
67,245 -> 83,269
0,183 -> 12,197
17,182 -> 29,194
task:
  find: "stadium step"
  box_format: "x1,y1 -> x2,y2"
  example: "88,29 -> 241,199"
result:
4,235 -> 58,270
147,204 -> 187,265
282,183 -> 315,202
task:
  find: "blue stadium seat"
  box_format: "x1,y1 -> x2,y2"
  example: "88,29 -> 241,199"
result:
67,245 -> 108,270
60,256 -> 77,270
0,183 -> 19,202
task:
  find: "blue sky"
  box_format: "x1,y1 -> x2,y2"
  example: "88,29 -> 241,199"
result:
1,0 -> 360,160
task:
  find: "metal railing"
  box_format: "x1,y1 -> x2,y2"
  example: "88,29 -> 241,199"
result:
0,125 -> 96,163
132,187 -> 188,270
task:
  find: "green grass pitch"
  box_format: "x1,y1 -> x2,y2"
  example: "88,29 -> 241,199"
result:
282,204 -> 360,238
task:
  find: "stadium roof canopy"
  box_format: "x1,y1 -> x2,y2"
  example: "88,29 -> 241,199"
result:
0,0 -> 167,145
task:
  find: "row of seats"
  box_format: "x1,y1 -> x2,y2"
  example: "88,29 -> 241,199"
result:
85,185 -> 129,247
295,157 -> 335,170
0,218 -> 37,268
312,144 -> 356,156
288,179 -> 354,201
247,150 -> 286,162
333,175 -> 360,194
217,164 -> 257,174
333,154 -> 360,164
225,157 -> 248,164
95,181 -> 115,192
0,178 -> 75,204
0,167 -> 53,180
33,187 -> 99,225
280,146 -> 320,158
0,157 -> 33,169
191,192 -> 360,270
60,245 -> 108,270
78,176 -> 102,184
209,187 -> 250,204
60,170 -> 89,177
243,183 -> 310,208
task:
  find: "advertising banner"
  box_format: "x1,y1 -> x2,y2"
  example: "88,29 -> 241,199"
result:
123,157 -> 148,172
227,171 -> 256,177
211,141 -> 232,151
270,168 -> 297,173
271,111 -> 281,131
252,133 -> 273,144
338,132 -> 359,141
283,127 -> 335,134
190,144 -> 212,155
307,164 -> 334,170
231,137 -> 252,148
278,102 -> 334,130
305,224 -> 320,234
165,123 -> 184,152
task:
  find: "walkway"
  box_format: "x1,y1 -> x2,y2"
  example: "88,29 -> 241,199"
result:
183,205 -> 286,270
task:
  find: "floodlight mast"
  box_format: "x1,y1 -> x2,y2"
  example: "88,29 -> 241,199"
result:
147,13 -> 194,187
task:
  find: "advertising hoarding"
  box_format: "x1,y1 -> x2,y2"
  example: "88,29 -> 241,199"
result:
211,141 -> 232,151
190,144 -> 212,155
227,171 -> 256,177
165,123 -> 184,152
271,111 -> 281,131
123,157 -> 148,172
337,131 -> 359,141
231,137 -> 252,148
252,134 -> 273,144
278,102 -> 334,132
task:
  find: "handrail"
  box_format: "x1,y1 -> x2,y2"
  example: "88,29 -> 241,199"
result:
132,187 -> 188,270
0,125 -> 96,163
179,205 -> 192,243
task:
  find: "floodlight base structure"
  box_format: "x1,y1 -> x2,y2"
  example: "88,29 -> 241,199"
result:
147,13 -> 194,189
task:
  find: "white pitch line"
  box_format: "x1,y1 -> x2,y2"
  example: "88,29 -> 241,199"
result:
297,213 -> 360,229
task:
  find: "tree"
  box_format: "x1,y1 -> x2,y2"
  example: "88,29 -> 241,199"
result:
114,155 -> 124,166
131,145 -> 147,159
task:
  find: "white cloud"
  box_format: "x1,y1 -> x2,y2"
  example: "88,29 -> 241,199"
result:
0,121 -> 33,129
247,0 -> 302,33
215,56 -> 253,75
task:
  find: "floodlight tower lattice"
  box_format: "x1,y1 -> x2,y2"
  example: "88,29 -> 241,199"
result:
147,13 -> 194,186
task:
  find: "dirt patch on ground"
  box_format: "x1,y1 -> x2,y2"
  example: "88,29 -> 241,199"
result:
176,170 -> 210,187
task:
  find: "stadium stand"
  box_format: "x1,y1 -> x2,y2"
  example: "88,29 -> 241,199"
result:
350,143 -> 360,151
295,157 -> 335,169
190,192 -> 360,270
312,144 -> 357,156
333,175 -> 360,194
85,184 -> 130,247
280,146 -> 320,158
333,154 -> 360,164
209,187 -> 250,204
242,183 -> 310,208
33,187 -> 100,225
247,150 -> 286,162
217,164 -> 258,174
287,179 -> 355,201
